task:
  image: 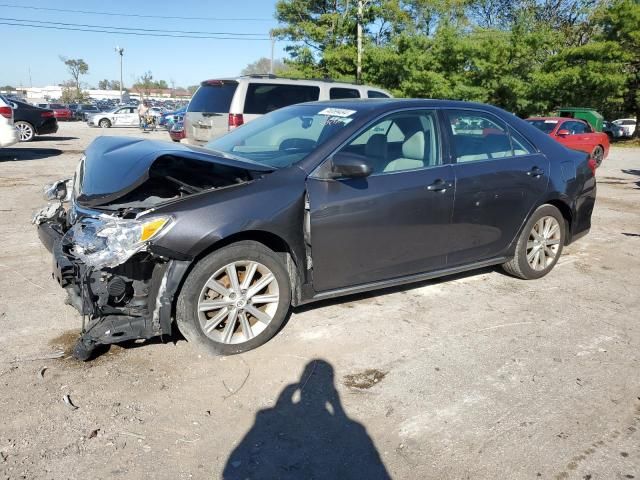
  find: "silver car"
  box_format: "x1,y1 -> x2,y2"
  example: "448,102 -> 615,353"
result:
183,75 -> 392,146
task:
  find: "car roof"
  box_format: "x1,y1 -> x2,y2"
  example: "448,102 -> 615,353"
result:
202,76 -> 390,92
527,116 -> 583,122
294,98 -> 520,114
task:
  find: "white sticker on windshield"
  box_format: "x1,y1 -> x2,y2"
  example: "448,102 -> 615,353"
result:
318,108 -> 356,117
544,120 -> 558,123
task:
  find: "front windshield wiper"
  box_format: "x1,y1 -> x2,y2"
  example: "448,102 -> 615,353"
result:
200,147 -> 278,170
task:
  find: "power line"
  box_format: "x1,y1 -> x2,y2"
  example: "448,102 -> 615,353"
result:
0,3 -> 273,22
0,17 -> 269,37
0,21 -> 271,40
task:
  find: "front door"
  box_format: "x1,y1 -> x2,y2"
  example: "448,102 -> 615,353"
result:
442,109 -> 551,265
307,109 -> 455,292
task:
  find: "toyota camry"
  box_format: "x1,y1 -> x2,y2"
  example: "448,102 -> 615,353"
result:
34,99 -> 596,360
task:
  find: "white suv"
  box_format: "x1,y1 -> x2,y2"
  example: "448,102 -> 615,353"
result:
613,118 -> 637,137
0,97 -> 19,148
183,75 -> 392,145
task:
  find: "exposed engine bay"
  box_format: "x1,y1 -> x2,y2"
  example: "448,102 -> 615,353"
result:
34,140 -> 269,360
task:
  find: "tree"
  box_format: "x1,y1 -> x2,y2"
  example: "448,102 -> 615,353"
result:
241,57 -> 289,75
60,57 -> 89,99
596,0 -> 640,133
60,80 -> 89,103
187,85 -> 200,95
98,79 -> 110,90
133,71 -> 155,97
0,85 -> 15,92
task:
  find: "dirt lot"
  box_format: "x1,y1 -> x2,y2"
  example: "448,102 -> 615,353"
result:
0,122 -> 639,480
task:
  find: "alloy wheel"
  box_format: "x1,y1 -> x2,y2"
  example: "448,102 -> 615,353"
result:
592,146 -> 604,166
197,261 -> 280,344
526,216 -> 561,271
15,122 -> 34,142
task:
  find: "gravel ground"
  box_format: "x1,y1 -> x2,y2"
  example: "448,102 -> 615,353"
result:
0,122 -> 639,480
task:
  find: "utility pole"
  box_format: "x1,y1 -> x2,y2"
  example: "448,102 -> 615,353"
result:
115,46 -> 124,104
269,31 -> 275,75
356,0 -> 363,84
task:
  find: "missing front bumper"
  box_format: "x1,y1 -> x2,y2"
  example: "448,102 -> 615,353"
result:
38,221 -> 190,360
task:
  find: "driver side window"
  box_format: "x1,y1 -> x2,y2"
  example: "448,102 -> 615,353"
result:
340,110 -> 441,175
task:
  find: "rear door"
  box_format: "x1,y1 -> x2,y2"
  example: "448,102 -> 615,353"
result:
443,109 -> 550,265
185,80 -> 238,145
242,83 -> 320,125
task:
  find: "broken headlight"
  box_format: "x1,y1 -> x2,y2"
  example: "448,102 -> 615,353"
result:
43,178 -> 73,202
71,216 -> 172,269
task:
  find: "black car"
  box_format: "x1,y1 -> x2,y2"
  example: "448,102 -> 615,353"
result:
0,96 -> 58,142
73,104 -> 100,121
34,99 -> 596,360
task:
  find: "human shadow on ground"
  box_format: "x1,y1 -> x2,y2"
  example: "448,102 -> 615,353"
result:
222,359 -> 391,480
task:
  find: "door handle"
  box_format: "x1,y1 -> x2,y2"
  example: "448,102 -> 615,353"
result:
527,167 -> 544,178
426,179 -> 451,192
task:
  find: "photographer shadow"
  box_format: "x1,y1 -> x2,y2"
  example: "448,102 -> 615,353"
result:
223,359 -> 391,480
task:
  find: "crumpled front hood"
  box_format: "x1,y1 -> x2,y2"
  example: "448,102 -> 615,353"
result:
75,136 -> 272,208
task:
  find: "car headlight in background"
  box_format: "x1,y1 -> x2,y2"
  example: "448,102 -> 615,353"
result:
71,215 -> 172,269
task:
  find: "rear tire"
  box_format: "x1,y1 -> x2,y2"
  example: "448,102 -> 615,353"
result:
502,204 -> 565,280
592,145 -> 604,167
15,121 -> 35,142
176,241 -> 292,356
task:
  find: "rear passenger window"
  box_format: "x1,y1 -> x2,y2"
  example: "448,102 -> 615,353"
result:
446,110 -> 531,162
330,88 -> 360,99
244,84 -> 320,114
367,90 -> 390,98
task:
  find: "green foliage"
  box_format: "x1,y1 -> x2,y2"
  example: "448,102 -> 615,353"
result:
273,0 -> 638,119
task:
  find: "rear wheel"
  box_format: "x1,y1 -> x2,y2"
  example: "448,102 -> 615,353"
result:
15,121 -> 35,142
176,241 -> 292,355
502,204 -> 565,280
98,118 -> 111,128
591,145 -> 604,167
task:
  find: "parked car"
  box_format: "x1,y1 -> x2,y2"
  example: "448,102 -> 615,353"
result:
603,121 -> 625,141
37,103 -> 73,121
526,117 -> 609,166
87,106 -> 139,128
34,99 -> 596,360
73,104 -> 101,121
184,75 -> 391,146
0,97 -> 19,148
168,120 -> 185,142
159,106 -> 186,129
0,96 -> 58,142
613,118 -> 637,137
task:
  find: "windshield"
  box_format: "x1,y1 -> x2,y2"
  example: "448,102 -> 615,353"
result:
205,104 -> 359,168
526,119 -> 558,134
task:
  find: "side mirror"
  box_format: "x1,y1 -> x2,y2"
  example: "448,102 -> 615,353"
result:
557,129 -> 571,137
330,152 -> 372,179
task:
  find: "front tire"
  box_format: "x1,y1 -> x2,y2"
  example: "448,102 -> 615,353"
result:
502,204 -> 565,280
176,241 -> 292,355
15,121 -> 35,142
98,119 -> 111,128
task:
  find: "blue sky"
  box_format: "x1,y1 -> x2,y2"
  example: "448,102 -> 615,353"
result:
0,0 -> 287,88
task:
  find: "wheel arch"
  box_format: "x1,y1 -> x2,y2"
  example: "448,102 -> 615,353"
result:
167,229 -> 304,331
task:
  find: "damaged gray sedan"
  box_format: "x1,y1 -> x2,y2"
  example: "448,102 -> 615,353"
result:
34,100 -> 595,360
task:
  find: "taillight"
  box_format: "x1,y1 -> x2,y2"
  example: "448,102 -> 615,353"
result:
587,157 -> 597,176
41,111 -> 54,118
228,113 -> 244,130
0,106 -> 12,119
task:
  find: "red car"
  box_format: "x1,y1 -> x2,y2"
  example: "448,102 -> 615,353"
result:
38,103 -> 73,121
526,117 -> 609,166
169,120 -> 185,142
